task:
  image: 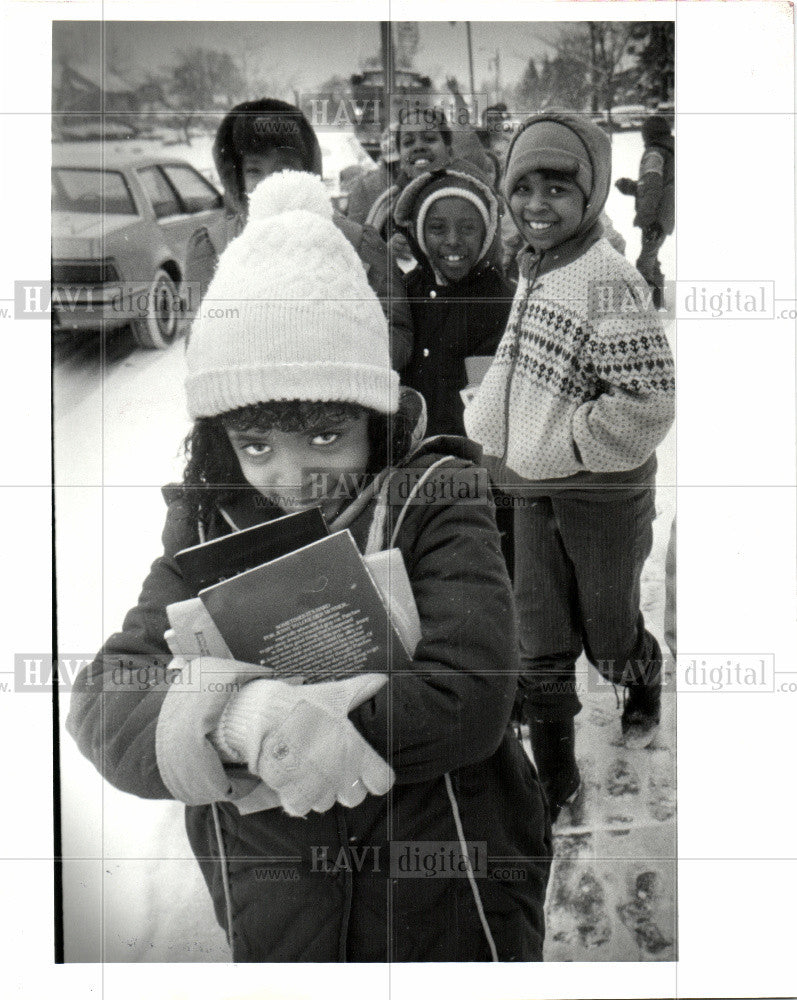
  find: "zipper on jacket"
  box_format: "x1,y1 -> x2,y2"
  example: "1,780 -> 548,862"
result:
334,804 -> 354,962
498,252 -> 544,475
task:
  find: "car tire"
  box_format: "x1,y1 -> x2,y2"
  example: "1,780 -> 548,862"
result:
130,268 -> 182,349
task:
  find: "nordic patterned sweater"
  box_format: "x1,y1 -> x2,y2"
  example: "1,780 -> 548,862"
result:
464,233 -> 675,498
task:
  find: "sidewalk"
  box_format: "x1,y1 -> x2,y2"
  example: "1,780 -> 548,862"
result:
542,421 -> 676,961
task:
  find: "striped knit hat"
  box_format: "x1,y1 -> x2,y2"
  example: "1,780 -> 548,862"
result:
394,164 -> 499,267
185,171 -> 399,418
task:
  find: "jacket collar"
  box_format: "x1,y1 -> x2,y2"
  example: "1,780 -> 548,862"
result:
517,218 -> 604,282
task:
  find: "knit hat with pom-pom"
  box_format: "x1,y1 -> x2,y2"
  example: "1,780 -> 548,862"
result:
185,171 -> 399,418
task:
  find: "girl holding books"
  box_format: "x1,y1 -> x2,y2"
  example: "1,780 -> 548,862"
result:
67,171 -> 551,963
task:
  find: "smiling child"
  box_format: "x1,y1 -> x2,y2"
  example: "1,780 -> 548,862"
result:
393,164 -> 513,438
465,114 -> 675,820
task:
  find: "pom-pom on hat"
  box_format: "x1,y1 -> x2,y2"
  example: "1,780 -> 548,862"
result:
185,171 -> 399,419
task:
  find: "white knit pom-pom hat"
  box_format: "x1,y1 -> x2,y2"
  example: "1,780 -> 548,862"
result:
185,170 -> 399,418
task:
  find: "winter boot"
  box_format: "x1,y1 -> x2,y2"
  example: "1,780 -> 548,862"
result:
621,682 -> 661,749
529,717 -> 581,824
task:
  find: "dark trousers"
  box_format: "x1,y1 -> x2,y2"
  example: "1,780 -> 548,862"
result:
513,489 -> 662,721
636,229 -> 667,304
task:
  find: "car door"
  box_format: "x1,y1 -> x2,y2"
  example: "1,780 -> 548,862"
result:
135,164 -> 192,260
136,163 -> 227,306
159,164 -> 230,308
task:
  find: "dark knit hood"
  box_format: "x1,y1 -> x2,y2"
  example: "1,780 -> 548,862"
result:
503,112 -> 612,244
642,114 -> 674,152
213,99 -> 323,215
502,113 -> 614,277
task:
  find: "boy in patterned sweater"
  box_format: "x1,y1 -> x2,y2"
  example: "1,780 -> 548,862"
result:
464,114 -> 675,820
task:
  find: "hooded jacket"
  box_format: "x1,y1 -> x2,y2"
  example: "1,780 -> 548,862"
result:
347,162 -> 394,227
212,99 -> 413,370
464,113 -> 675,498
393,167 -> 514,437
66,400 -> 551,963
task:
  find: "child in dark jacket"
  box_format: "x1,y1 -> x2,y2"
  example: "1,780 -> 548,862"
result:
393,165 -> 517,574
213,97 -> 413,370
465,114 -> 675,820
393,164 -> 513,438
616,114 -> 675,308
66,172 -> 551,963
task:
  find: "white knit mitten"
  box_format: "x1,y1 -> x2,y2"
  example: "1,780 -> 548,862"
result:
213,674 -> 393,816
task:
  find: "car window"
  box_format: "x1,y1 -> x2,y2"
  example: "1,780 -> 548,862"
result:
137,166 -> 181,219
52,169 -> 137,216
160,165 -> 222,214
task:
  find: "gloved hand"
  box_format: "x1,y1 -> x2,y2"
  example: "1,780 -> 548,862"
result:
615,177 -> 637,196
215,673 -> 393,817
388,231 -> 414,265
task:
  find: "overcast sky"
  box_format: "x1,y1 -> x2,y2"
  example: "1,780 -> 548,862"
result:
53,20 -> 571,97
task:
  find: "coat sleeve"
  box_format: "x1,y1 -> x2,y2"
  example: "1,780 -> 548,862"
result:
65,498 -> 267,804
351,462 -> 519,783
634,148 -> 665,230
346,172 -> 378,226
572,286 -> 675,472
357,223 -> 415,371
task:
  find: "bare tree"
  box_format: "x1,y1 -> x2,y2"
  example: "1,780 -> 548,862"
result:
551,22 -> 634,117
169,48 -> 245,143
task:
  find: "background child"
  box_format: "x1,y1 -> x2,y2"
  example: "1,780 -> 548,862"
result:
359,108 -> 456,264
393,164 -> 512,438
615,114 -> 675,308
394,163 -> 516,573
464,114 -> 675,820
213,97 -> 413,370
67,171 -> 551,963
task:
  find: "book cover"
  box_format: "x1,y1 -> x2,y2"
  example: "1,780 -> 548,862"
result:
198,530 -> 412,682
175,506 -> 328,591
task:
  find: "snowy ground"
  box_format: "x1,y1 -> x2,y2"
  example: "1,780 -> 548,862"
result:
54,129 -> 676,962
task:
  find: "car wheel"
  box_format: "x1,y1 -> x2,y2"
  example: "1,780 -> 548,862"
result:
130,268 -> 182,349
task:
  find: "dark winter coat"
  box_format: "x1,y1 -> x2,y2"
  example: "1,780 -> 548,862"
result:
212,99 -> 414,370
400,264 -> 513,438
393,168 -> 514,437
635,127 -> 675,236
346,163 -> 393,226
66,435 -> 551,963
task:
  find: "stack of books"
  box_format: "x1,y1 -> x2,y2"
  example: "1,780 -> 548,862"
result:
165,507 -> 420,682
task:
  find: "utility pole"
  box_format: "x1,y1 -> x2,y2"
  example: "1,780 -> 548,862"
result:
380,21 -> 394,125
465,22 -> 475,98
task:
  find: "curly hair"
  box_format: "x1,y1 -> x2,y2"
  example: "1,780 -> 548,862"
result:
181,400 -> 414,523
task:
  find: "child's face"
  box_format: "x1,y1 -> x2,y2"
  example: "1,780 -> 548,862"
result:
225,411 -> 370,520
243,150 -> 305,193
509,170 -> 585,251
422,197 -> 486,283
399,127 -> 450,179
